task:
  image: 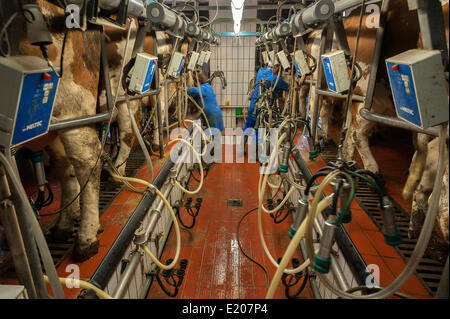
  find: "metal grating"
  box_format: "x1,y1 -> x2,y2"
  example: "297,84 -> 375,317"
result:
0,147 -> 147,279
320,140 -> 446,296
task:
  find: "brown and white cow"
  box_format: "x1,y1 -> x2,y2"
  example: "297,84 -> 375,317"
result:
13,0 -> 103,260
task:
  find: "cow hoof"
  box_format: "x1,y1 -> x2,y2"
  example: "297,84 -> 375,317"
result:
51,227 -> 74,243
73,240 -> 100,262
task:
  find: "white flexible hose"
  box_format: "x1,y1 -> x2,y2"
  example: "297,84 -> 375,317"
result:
107,172 -> 181,271
44,275 -> 112,299
167,138 -> 204,194
257,132 -> 310,274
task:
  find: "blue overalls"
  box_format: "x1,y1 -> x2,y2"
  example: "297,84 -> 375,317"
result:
188,83 -> 224,132
244,68 -> 289,135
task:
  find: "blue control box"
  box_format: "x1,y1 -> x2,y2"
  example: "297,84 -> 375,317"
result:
0,56 -> 60,147
386,49 -> 448,129
129,53 -> 158,94
321,50 -> 350,93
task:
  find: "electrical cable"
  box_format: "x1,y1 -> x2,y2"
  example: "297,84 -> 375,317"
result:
236,207 -> 271,289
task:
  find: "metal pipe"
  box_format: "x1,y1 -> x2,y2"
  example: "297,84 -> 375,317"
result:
299,239 -> 322,299
435,256 -> 449,299
311,25 -> 333,145
153,31 -> 165,158
315,89 -> 365,102
49,110 -> 117,132
359,108 -> 442,137
313,219 -> 350,291
333,0 -> 365,14
0,153 -> 51,299
101,30 -> 115,112
363,0 -> 390,112
115,89 -> 161,103
0,168 -> 37,299
112,251 -> 142,299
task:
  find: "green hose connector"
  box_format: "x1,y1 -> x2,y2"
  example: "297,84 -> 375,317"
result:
338,210 -> 352,224
313,255 -> 331,274
383,231 -> 402,247
279,164 -> 288,173
309,150 -> 318,160
101,124 -> 108,132
288,225 -> 297,239
31,151 -> 44,163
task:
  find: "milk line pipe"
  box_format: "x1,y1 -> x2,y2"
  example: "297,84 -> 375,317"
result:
359,108 -> 444,138
315,88 -> 365,102
108,132 -> 203,271
112,249 -> 142,299
88,119 -> 197,290
108,170 -> 182,270
110,145 -> 191,298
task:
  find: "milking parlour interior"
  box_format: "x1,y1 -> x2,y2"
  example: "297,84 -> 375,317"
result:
0,0 -> 448,304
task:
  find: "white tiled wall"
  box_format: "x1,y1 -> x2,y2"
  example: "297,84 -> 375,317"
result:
210,24 -> 256,129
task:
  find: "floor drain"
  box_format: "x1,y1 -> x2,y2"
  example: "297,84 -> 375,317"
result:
227,199 -> 243,207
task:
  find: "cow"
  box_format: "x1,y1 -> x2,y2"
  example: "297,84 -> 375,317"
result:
8,0 -> 194,261
402,135 -> 449,264
9,0 -> 105,261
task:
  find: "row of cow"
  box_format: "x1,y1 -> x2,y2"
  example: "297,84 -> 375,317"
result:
8,0 -> 195,261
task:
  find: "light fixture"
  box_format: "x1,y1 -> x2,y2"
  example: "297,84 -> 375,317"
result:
231,0 -> 245,36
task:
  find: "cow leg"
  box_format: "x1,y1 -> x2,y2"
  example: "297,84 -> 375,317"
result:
113,100 -> 141,177
437,165 -> 449,243
318,97 -> 333,144
341,127 -> 356,164
402,133 -> 431,201
298,83 -> 309,120
45,136 -> 80,242
409,138 -> 438,239
59,128 -> 102,261
353,105 -> 379,173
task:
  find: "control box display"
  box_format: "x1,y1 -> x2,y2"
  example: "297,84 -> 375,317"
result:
386,49 -> 448,128
321,50 -> 350,93
0,56 -> 60,147
129,53 -> 158,94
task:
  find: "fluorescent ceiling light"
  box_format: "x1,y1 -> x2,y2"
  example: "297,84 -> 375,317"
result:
231,0 -> 245,36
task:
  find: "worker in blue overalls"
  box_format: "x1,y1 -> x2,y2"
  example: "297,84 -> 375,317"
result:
188,73 -> 224,133
244,63 -> 289,142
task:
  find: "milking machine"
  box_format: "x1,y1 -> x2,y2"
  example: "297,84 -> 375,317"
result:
241,0 -> 449,299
